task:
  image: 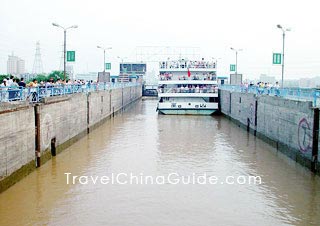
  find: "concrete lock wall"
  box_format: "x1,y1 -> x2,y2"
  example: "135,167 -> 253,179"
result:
0,103 -> 35,178
219,89 -> 318,172
111,88 -> 123,113
87,86 -> 142,128
220,90 -> 257,130
230,92 -> 257,130
40,93 -> 88,154
257,96 -> 314,163
0,85 -> 142,192
220,88 -> 231,115
39,85 -> 142,155
88,90 -> 112,128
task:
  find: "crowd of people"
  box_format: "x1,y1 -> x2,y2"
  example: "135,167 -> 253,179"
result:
159,60 -> 216,69
158,84 -> 218,94
0,76 -> 26,88
240,81 -> 281,95
0,76 -> 108,102
0,76 -> 101,90
159,73 -> 216,81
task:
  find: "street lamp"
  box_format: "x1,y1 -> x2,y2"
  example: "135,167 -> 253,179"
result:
117,56 -> 128,74
97,46 -> 112,79
277,24 -> 291,89
52,23 -> 78,81
230,47 -> 242,76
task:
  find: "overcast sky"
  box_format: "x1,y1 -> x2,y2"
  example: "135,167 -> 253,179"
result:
1,0 -> 320,80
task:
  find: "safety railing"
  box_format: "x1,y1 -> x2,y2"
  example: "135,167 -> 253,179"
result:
158,87 -> 218,94
0,82 -> 140,103
220,85 -> 320,106
159,76 -> 217,81
159,61 -> 216,69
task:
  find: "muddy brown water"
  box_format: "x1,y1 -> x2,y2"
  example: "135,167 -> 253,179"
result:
0,99 -> 319,226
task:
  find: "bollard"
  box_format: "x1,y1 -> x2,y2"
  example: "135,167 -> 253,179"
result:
122,87 -> 124,108
254,100 -> 258,136
35,105 -> 41,167
87,93 -> 90,133
109,92 -> 112,113
51,138 -> 56,156
229,92 -> 232,114
312,108 -> 319,173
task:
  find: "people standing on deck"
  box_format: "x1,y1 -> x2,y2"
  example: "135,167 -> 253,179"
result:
28,79 -> 38,87
265,83 -> 271,95
6,77 -> 18,100
274,81 -> 280,96
27,79 -> 38,101
0,79 -> 8,101
0,79 -> 7,87
18,78 -> 26,88
257,82 -> 263,95
7,75 -> 14,87
45,79 -> 53,88
243,82 -> 249,93
11,79 -> 18,88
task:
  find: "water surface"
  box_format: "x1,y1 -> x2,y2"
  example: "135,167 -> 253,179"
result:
0,99 -> 319,226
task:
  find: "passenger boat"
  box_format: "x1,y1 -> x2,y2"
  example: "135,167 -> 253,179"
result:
157,59 -> 219,115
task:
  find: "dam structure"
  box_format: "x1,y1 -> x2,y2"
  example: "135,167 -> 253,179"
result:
219,85 -> 319,174
0,83 -> 142,192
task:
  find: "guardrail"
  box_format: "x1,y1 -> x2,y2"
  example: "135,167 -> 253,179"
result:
159,61 -> 216,69
158,87 -> 218,94
0,82 -> 140,103
220,85 -> 320,106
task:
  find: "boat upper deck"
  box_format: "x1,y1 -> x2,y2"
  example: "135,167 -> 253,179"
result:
158,80 -> 218,85
159,60 -> 216,71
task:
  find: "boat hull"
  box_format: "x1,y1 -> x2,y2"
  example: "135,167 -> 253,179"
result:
158,109 -> 216,115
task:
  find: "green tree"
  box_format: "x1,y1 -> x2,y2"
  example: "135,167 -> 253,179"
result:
0,74 -> 10,84
47,70 -> 68,81
26,71 -> 69,84
27,74 -> 47,83
36,74 -> 47,82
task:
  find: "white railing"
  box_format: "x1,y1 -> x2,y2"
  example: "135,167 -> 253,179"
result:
158,87 -> 218,94
159,60 -> 216,69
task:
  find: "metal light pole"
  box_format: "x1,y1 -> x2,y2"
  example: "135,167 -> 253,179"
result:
97,46 -> 112,79
52,23 -> 78,81
230,47 -> 242,76
277,24 -> 291,89
117,56 -> 128,74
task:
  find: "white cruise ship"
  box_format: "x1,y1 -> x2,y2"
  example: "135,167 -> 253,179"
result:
157,59 -> 219,115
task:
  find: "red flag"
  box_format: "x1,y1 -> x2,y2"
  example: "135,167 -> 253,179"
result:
187,68 -> 191,77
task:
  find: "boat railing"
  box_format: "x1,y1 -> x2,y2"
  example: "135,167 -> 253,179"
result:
158,87 -> 218,94
159,76 -> 217,81
159,61 -> 216,69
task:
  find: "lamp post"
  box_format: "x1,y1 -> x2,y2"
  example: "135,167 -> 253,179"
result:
277,24 -> 291,89
117,56 -> 128,74
97,46 -> 112,79
230,47 -> 242,76
52,23 -> 78,81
